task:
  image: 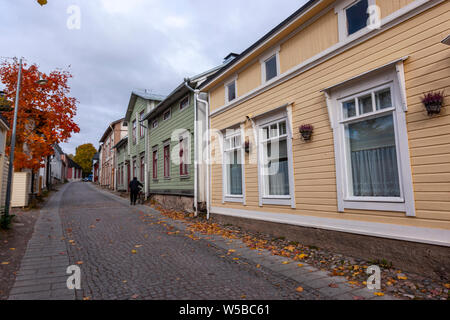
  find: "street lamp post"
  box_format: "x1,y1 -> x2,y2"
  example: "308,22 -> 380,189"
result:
2,58 -> 48,220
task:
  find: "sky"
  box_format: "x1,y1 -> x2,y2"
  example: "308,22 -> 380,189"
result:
1,0 -> 307,154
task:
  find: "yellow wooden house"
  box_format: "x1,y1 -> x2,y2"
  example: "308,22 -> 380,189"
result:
200,0 -> 450,277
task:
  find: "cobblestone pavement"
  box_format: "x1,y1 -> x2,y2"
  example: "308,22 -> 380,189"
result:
8,182 -> 395,300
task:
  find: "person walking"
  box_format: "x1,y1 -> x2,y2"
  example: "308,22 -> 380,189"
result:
129,177 -> 143,205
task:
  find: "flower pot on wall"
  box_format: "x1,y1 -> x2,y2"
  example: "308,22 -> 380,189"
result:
299,124 -> 313,141
422,91 -> 444,116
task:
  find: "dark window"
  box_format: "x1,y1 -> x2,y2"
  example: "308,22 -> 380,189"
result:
346,0 -> 369,36
164,145 -> 170,178
153,150 -> 158,179
180,97 -> 189,111
163,109 -> 171,121
227,81 -> 236,102
139,111 -> 145,138
265,55 -> 278,82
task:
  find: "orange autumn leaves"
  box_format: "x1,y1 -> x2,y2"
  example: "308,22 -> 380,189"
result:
0,59 -> 79,171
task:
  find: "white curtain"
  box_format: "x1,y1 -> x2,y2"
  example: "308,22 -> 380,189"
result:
268,159 -> 289,195
351,146 -> 400,197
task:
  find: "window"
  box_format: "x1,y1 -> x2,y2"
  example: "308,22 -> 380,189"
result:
132,120 -> 137,144
341,86 -> 401,199
163,109 -> 171,121
152,120 -> 158,129
132,159 -> 137,179
152,148 -> 158,179
179,137 -> 189,176
164,144 -> 170,178
225,80 -> 237,103
260,47 -> 280,84
265,55 -> 278,82
324,63 -> 415,216
180,96 -> 189,111
223,130 -> 243,200
140,154 -> 145,182
139,111 -> 145,138
336,0 -> 375,41
346,0 -> 369,36
260,120 -> 289,197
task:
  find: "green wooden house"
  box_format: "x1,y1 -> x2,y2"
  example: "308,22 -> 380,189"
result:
114,136 -> 128,192
123,90 -> 166,193
143,65 -> 226,213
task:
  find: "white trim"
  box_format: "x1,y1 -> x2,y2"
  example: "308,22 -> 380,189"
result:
222,127 -> 245,204
210,0 -> 443,118
324,63 -> 416,216
240,122 -> 247,206
260,46 -> 281,84
211,207 -> 450,247
335,0 -> 377,42
224,76 -> 238,104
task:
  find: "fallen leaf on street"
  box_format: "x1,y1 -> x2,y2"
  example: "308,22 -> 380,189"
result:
131,294 -> 139,299
131,250 -> 137,254
256,264 -> 261,268
9,248 -> 15,251
297,264 -> 304,267
296,286 -> 304,293
282,261 -> 290,265
329,283 -> 339,288
76,261 -> 83,265
135,245 -> 143,248
1,262 -> 10,265
374,292 -> 385,296
83,297 -> 91,301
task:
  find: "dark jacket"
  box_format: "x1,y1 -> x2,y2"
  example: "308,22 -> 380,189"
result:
129,179 -> 143,192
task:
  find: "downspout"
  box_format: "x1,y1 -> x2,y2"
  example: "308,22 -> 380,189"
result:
184,80 -> 198,217
197,93 -> 210,220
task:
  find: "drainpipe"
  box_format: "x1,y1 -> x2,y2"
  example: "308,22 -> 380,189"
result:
196,93 -> 210,220
184,80 -> 198,217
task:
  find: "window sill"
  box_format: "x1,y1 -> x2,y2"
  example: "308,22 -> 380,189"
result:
180,175 -> 190,179
261,197 -> 292,206
343,200 -> 406,213
224,196 -> 244,203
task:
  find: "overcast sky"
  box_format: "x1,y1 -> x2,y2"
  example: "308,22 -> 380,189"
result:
1,0 -> 307,154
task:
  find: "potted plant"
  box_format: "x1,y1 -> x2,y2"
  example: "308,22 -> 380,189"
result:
299,124 -> 313,141
422,91 -> 444,116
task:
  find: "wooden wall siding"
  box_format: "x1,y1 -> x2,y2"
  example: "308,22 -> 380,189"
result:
377,0 -> 416,19
209,1 -> 450,230
209,0 -> 419,112
11,172 -> 30,208
128,97 -> 148,157
280,8 -> 339,74
148,93 -> 195,193
237,61 -> 262,98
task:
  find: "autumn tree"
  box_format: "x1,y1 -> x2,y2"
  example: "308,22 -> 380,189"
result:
73,143 -> 97,176
0,59 -> 80,172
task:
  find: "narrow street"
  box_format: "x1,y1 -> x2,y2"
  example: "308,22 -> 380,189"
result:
9,182 -> 329,300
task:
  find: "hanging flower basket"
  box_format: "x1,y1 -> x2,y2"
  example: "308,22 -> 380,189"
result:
422,91 -> 444,116
299,124 -> 313,141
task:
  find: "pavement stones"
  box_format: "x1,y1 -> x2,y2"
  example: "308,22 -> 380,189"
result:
8,184 -> 75,300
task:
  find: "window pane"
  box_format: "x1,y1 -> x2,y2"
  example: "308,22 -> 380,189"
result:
343,100 -> 356,118
227,150 -> 242,195
263,127 -> 269,140
270,124 -> 278,138
227,82 -> 236,102
346,0 -> 369,35
265,56 -> 278,81
346,114 -> 400,197
358,94 -> 373,115
263,139 -> 289,196
376,88 -> 392,110
279,121 -> 287,136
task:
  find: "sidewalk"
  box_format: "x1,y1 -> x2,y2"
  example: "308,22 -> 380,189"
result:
94,184 -> 396,300
8,183 -> 75,300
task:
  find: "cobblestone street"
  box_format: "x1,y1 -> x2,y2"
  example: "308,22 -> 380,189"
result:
8,182 -> 393,300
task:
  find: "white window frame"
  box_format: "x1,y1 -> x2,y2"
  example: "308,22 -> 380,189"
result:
163,108 -> 171,121
256,109 -> 295,208
325,65 -> 415,216
260,46 -> 280,84
222,128 -> 245,203
224,76 -> 238,104
335,0 -> 376,42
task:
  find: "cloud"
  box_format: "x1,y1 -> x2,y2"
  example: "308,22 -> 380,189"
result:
1,0 -> 306,154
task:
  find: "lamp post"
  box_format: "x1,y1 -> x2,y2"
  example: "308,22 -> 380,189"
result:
2,58 -> 48,220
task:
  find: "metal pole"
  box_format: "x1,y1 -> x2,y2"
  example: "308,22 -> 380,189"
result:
4,58 -> 23,217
